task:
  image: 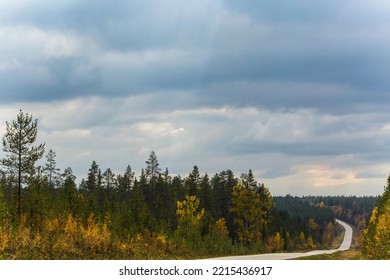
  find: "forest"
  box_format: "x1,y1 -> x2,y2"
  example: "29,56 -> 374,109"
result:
0,110 -> 386,259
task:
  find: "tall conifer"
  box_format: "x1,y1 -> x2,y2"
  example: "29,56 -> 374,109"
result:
1,110 -> 45,222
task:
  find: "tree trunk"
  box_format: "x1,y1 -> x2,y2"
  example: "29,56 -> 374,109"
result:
18,152 -> 21,223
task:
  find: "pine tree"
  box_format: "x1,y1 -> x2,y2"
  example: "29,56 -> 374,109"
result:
44,149 -> 60,188
84,161 -> 101,216
123,165 -> 135,192
240,169 -> 257,190
145,151 -> 161,187
87,161 -> 100,193
102,168 -> 116,190
144,152 -> 163,227
0,110 -> 45,222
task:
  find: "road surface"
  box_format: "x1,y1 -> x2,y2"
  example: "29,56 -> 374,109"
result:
210,219 -> 352,260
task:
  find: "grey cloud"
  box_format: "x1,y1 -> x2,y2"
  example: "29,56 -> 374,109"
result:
2,0 -> 221,51
1,1 -> 390,196
233,139 -> 385,158
225,0 -> 390,27
1,0 -> 390,114
261,166 -> 294,179
1,93 -> 389,195
224,0 -> 336,24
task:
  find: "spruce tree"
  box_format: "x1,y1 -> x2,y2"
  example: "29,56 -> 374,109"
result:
186,165 -> 200,196
62,167 -> 77,215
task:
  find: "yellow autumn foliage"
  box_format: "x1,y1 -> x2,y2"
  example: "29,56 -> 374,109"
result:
0,212 -> 182,259
176,195 -> 205,229
362,205 -> 390,259
306,236 -> 316,250
362,176 -> 390,259
215,218 -> 229,240
267,232 -> 284,252
156,232 -> 167,245
308,219 -> 318,231
45,218 -> 60,233
52,214 -> 80,256
230,184 -> 264,246
176,195 -> 205,225
373,204 -> 390,244
80,213 -> 111,252
175,195 -> 205,248
0,227 -> 9,253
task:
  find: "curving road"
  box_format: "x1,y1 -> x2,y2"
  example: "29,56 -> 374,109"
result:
210,219 -> 353,260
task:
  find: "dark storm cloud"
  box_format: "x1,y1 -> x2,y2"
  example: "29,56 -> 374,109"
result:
2,1 -> 390,196
0,57 -> 101,103
0,1 -> 222,103
1,0 -> 390,113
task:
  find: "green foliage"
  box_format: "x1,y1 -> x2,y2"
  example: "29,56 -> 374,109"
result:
185,166 -> 201,196
25,170 -> 51,231
61,167 -> 78,215
230,184 -> 264,246
210,170 -> 236,220
272,195 -> 338,250
1,110 -> 45,176
1,110 -> 45,221
0,187 -> 10,226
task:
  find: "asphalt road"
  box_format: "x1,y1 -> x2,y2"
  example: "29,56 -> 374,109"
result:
209,219 -> 353,260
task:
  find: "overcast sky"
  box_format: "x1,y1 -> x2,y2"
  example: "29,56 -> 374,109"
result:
1,0 -> 390,196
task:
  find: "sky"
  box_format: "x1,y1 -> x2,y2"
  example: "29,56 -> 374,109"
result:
1,0 -> 390,196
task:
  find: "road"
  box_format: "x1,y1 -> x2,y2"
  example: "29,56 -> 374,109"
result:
209,219 -> 353,260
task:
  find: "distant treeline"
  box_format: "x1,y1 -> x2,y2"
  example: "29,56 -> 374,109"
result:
305,196 -> 377,230
273,195 -> 377,233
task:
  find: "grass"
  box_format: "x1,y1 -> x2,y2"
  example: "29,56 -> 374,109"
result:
296,249 -> 362,260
